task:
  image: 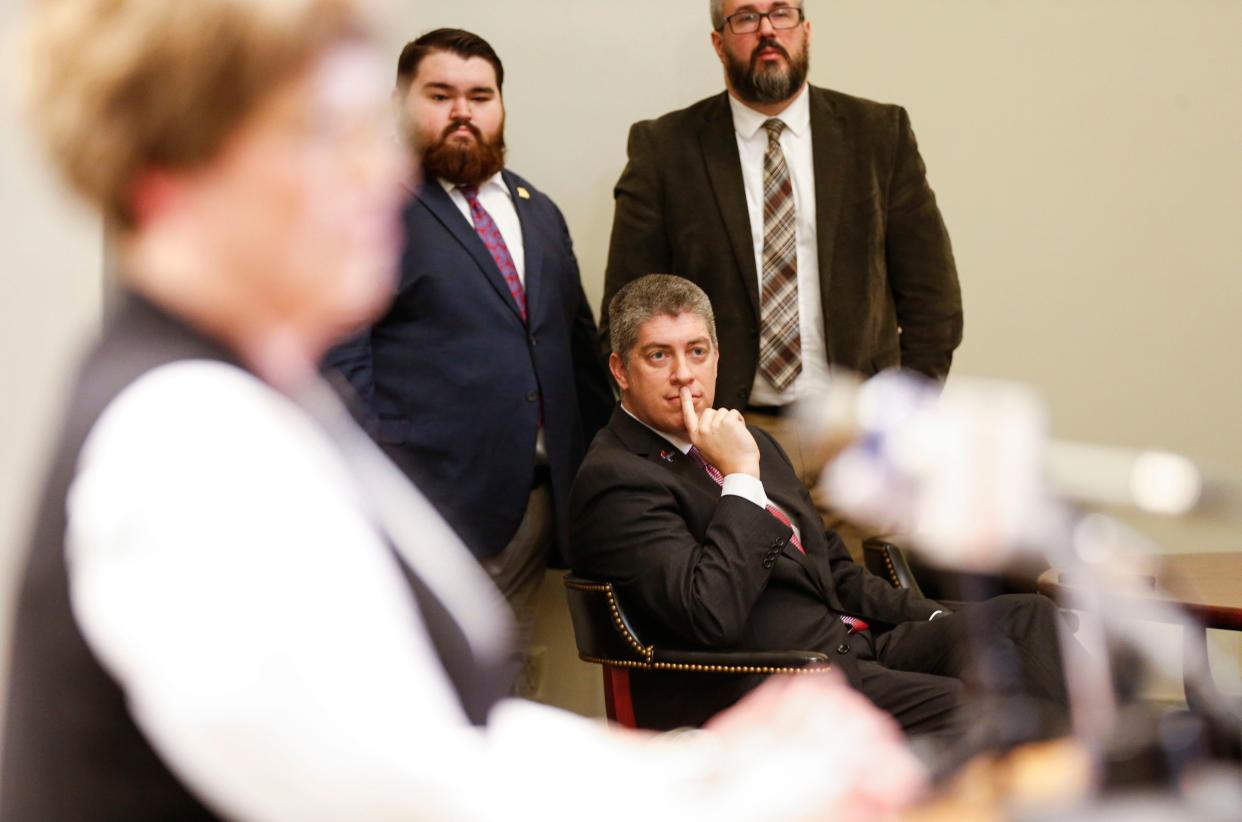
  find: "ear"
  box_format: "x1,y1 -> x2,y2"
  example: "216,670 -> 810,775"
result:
609,352 -> 630,391
127,168 -> 182,229
711,30 -> 726,64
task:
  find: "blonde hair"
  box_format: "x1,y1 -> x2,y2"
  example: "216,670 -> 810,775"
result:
16,0 -> 373,227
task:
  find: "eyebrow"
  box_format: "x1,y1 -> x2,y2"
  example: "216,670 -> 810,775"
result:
734,2 -> 794,11
640,338 -> 711,351
421,82 -> 496,95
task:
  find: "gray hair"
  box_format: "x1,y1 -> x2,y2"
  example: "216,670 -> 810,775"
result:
609,274 -> 718,364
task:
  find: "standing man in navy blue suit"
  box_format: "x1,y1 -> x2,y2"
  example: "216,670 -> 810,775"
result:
325,29 -> 614,695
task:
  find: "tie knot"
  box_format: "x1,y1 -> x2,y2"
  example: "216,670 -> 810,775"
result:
458,184 -> 480,202
763,118 -> 786,143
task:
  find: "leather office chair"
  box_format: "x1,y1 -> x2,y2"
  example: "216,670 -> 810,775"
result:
563,575 -> 832,729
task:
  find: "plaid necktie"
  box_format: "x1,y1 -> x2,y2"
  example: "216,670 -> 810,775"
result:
459,185 -> 526,322
757,119 -> 801,392
687,445 -> 868,634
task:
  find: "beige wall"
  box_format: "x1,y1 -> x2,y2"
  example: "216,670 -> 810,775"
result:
2,1 -> 1240,721
0,0 -> 104,723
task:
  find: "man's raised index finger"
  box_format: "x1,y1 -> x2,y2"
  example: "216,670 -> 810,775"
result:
680,386 -> 698,436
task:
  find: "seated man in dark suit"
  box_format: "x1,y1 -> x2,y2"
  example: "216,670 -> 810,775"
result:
570,274 -> 1071,738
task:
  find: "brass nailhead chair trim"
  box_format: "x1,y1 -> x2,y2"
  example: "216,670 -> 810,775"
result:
564,578 -> 653,662
567,579 -> 832,674
883,548 -> 900,588
579,656 -> 833,675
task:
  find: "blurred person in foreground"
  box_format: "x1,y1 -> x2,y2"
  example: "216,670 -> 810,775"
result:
1,1 -> 923,820
323,29 -> 613,697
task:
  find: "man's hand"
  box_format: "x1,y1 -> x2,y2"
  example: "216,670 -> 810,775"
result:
681,387 -> 760,478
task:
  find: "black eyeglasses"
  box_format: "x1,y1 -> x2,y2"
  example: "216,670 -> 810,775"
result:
720,6 -> 804,35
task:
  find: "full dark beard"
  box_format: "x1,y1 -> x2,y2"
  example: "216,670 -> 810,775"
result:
727,37 -> 809,106
420,120 -> 506,187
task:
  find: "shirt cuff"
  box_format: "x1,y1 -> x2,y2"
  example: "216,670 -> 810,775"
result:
721,473 -> 768,510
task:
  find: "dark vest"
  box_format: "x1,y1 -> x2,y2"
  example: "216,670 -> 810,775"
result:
1,293 -> 505,821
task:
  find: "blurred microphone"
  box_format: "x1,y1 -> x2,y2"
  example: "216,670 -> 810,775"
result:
794,371 -> 1239,570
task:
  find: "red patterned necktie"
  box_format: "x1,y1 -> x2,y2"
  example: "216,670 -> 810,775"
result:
686,445 -> 868,634
459,185 -> 526,322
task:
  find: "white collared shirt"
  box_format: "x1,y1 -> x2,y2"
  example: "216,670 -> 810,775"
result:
440,173 -> 527,285
728,86 -> 832,407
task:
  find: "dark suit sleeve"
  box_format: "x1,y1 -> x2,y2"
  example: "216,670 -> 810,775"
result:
753,428 -> 945,624
824,538 -> 944,624
571,458 -> 792,649
885,107 -> 963,382
599,121 -> 671,358
321,328 -> 376,428
552,205 -> 616,439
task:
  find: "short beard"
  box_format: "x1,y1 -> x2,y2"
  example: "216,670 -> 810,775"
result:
727,37 -> 809,106
418,119 -> 506,187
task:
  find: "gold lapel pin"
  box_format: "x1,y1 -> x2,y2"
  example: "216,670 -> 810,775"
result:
516,186 -> 531,200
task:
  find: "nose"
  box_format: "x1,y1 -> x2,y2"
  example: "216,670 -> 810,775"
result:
449,95 -> 471,122
671,353 -> 694,386
757,12 -> 778,36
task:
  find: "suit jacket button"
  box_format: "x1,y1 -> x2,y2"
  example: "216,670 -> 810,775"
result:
836,642 -> 850,655
526,390 -> 539,402
774,539 -> 786,548
735,387 -> 747,400
762,558 -> 775,569
528,334 -> 538,347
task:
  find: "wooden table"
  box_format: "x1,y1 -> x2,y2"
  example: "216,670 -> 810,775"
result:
1039,552 -> 1242,752
1038,552 -> 1242,631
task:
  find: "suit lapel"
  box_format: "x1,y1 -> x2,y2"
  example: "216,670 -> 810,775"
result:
611,409 -> 829,598
809,87 -> 848,309
502,170 -> 542,327
699,94 -> 761,321
416,179 -> 527,325
609,409 -> 717,490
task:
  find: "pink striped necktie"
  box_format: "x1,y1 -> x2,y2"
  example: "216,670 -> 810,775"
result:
459,185 -> 527,322
688,446 -> 804,553
686,446 -> 868,635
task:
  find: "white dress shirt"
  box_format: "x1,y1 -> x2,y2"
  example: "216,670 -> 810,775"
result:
63,361 -> 850,820
440,173 -> 527,285
729,86 -> 833,407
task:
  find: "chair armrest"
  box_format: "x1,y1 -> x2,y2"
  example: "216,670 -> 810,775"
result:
650,648 -> 831,673
564,574 -> 833,674
863,538 -> 927,599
